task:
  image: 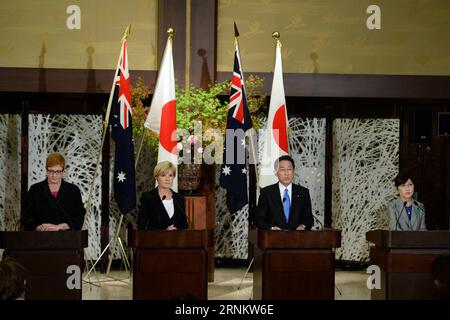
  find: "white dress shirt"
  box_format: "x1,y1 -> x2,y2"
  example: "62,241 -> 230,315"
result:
278,182 -> 292,205
162,199 -> 175,218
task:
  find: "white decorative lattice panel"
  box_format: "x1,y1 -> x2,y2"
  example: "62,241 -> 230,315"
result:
0,114 -> 21,232
108,139 -> 156,259
332,118 -> 399,262
215,117 -> 326,259
289,117 -> 326,230
28,114 -> 102,260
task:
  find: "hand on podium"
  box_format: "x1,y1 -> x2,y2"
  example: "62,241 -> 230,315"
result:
36,223 -> 70,231
166,224 -> 177,231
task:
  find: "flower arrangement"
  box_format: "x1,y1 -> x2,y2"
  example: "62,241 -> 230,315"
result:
131,75 -> 266,163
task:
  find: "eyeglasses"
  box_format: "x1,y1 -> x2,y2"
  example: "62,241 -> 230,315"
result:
47,169 -> 64,175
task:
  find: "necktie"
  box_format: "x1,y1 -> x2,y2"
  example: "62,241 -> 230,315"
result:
283,188 -> 290,222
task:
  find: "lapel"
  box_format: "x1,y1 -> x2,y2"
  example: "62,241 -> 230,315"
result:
394,198 -> 408,230
43,179 -> 62,203
291,184 -> 300,219
410,201 -> 421,229
151,189 -> 166,214
395,198 -> 415,230
151,188 -> 173,221
55,180 -> 66,203
272,184 -> 286,223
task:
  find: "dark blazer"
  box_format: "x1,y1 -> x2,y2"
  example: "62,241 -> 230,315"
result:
137,188 -> 188,230
256,182 -> 313,230
21,179 -> 86,231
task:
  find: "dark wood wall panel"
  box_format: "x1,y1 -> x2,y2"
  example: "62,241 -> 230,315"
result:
158,0 -> 187,89
218,72 -> 450,100
189,0 -> 217,88
0,67 -> 156,95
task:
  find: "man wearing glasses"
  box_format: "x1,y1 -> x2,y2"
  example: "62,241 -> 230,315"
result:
21,152 -> 85,231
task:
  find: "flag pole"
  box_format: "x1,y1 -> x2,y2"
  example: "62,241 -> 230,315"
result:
83,25 -> 131,280
256,31 -> 284,195
83,25 -> 131,230
134,27 -> 173,170
271,31 -> 290,150
234,24 -> 259,188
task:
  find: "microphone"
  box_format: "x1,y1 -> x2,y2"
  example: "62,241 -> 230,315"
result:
313,215 -> 324,230
395,201 -> 407,231
162,195 -> 167,200
282,197 -> 286,203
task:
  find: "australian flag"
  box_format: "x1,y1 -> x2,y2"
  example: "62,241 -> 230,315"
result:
219,44 -> 253,214
109,39 -> 136,214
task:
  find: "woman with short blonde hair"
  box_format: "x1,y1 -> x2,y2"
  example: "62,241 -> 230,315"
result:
153,161 -> 176,179
137,161 -> 188,230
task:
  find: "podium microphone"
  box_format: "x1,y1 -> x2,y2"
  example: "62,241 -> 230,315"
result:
313,215 -> 324,230
395,201 -> 407,231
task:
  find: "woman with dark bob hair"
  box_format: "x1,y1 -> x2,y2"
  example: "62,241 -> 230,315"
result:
387,172 -> 426,231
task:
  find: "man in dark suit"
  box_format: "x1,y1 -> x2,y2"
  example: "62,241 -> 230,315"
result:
256,155 -> 313,231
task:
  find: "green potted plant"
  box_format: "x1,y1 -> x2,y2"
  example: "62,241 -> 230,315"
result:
131,75 -> 266,192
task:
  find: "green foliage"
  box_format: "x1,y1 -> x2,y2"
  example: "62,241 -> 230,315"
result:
131,76 -> 266,150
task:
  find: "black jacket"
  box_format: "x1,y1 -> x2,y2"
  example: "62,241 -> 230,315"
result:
21,179 -> 86,231
137,188 -> 188,230
256,183 -> 313,230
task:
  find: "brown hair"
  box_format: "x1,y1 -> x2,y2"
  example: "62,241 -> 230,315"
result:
0,257 -> 26,300
46,152 -> 66,169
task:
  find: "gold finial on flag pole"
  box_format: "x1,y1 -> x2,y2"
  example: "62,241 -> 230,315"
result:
272,31 -> 282,48
167,27 -> 174,40
121,24 -> 131,42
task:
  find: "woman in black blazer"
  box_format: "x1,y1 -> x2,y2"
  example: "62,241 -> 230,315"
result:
137,161 -> 188,230
21,152 -> 85,231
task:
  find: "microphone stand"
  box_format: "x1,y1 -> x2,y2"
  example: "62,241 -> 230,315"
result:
395,201 -> 407,231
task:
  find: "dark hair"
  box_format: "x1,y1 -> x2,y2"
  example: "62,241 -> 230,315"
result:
394,172 -> 415,188
0,257 -> 26,300
274,155 -> 295,171
431,255 -> 450,289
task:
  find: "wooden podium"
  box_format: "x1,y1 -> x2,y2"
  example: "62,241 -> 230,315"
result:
185,195 -> 215,282
0,230 -> 88,300
249,228 -> 341,300
128,229 -> 210,300
366,229 -> 450,300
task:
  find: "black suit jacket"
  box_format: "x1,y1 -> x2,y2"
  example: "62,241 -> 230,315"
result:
21,179 -> 86,231
256,183 -> 313,230
137,188 -> 188,230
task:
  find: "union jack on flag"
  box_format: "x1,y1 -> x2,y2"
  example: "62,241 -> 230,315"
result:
229,50 -> 246,124
115,40 -> 132,129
